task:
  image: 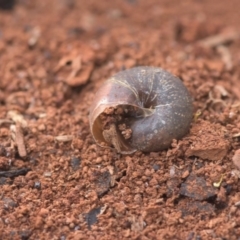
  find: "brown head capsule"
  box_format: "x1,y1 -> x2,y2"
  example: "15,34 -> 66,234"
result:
89,66 -> 193,154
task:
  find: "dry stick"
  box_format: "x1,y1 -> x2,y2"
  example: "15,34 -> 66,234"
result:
0,168 -> 31,178
198,30 -> 240,48
15,123 -> 27,158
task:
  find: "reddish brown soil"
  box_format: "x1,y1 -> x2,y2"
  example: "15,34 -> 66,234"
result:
0,0 -> 240,239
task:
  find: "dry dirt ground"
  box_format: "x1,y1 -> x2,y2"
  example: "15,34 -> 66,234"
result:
0,0 -> 240,239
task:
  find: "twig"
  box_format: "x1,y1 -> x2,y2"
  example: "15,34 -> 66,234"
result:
15,123 -> 27,158
0,168 -> 31,178
10,123 -> 27,158
198,30 -> 240,48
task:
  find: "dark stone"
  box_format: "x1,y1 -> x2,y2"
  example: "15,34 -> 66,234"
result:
180,173 -> 217,201
70,157 -> 81,171
224,184 -> 232,195
85,207 -> 101,229
152,164 -> 160,171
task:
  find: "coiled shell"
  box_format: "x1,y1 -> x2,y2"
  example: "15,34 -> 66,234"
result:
89,66 -> 193,154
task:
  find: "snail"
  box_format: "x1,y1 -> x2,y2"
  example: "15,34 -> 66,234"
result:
89,66 -> 193,154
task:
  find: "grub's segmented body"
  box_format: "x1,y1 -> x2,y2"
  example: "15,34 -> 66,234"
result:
89,66 -> 193,154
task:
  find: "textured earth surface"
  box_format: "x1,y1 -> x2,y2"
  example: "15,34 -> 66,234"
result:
0,0 -> 240,239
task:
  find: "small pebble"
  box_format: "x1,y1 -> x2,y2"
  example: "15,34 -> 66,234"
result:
179,218 -> 184,223
34,181 -> 41,189
43,172 -> 52,177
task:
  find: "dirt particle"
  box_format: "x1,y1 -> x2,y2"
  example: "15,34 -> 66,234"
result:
37,124 -> 46,131
71,138 -> 84,149
181,170 -> 190,179
216,186 -> 227,204
178,199 -> 215,217
185,120 -> 229,161
39,208 -> 49,217
2,197 -> 17,209
92,170 -> 112,197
